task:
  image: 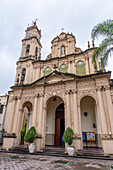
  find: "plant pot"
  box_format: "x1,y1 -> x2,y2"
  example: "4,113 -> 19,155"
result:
67,145 -> 75,156
29,143 -> 35,153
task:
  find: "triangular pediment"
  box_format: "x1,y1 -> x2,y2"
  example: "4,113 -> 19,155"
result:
46,73 -> 70,83
33,71 -> 75,85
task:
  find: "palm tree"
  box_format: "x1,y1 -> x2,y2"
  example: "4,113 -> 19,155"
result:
91,19 -> 113,71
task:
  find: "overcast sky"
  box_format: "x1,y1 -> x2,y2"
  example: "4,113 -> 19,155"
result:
0,0 -> 113,95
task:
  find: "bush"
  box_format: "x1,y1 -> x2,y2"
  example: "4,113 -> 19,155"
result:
63,127 -> 74,146
21,121 -> 27,141
24,126 -> 37,143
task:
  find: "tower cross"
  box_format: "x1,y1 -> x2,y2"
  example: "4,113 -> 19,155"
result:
53,64 -> 58,71
61,28 -> 64,32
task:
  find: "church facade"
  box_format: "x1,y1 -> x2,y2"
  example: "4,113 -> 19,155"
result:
3,24 -> 113,154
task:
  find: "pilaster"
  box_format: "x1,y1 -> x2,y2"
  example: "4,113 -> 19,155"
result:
96,86 -> 108,134
65,90 -> 71,128
31,95 -> 38,127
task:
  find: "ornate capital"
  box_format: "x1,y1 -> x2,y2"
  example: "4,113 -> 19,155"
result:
72,89 -> 77,94
104,85 -> 110,90
65,90 -> 70,94
96,86 -> 101,91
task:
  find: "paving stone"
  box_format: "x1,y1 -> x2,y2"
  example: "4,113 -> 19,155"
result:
0,152 -> 113,169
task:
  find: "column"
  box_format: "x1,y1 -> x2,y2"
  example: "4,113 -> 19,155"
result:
42,106 -> 47,148
89,57 -> 94,74
12,98 -> 21,133
78,105 -> 83,149
36,66 -> 40,79
66,91 -> 71,128
73,90 -> 79,134
31,96 -> 38,127
16,108 -> 24,146
8,99 -> 16,133
102,91 -> 110,132
105,86 -> 113,133
85,57 -> 89,74
97,87 -> 108,134
73,60 -> 75,74
38,95 -> 44,134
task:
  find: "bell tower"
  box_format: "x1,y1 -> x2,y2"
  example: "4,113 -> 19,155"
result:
19,22 -> 42,61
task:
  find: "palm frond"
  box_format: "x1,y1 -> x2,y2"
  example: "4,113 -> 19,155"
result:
92,38 -> 113,69
91,19 -> 113,40
100,47 -> 113,70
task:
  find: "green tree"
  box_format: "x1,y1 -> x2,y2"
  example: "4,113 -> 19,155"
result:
20,121 -> 27,144
63,127 -> 74,146
24,126 -> 37,143
91,19 -> 113,71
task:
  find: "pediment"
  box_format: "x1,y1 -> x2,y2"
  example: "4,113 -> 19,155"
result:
34,72 -> 75,85
46,73 -> 69,83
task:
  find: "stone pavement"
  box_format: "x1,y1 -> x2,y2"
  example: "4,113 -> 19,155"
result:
0,152 -> 113,170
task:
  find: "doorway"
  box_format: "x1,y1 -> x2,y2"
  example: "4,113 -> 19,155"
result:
80,96 -> 101,148
55,103 -> 65,146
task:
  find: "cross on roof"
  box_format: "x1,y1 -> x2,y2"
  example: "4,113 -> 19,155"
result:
61,28 -> 64,32
53,64 -> 58,71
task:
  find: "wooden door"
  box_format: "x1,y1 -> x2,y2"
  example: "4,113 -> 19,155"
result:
55,103 -> 65,146
55,118 -> 60,146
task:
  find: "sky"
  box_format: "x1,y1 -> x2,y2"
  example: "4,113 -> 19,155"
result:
0,0 -> 113,95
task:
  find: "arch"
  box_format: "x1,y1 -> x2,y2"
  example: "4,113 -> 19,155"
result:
26,44 -> 30,53
78,93 -> 98,107
22,101 -> 33,112
44,66 -> 52,76
45,96 -> 65,146
45,94 -> 66,108
21,68 -> 26,82
80,95 -> 101,148
59,64 -> 67,73
76,60 -> 86,76
20,101 -> 33,140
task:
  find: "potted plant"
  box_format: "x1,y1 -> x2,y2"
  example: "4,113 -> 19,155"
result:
63,127 -> 74,156
24,126 -> 37,153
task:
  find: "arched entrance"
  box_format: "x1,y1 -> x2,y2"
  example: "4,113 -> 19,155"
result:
22,102 -> 32,131
80,96 -> 101,148
45,96 -> 65,146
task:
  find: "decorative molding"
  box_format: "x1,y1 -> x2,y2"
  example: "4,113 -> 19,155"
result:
77,81 -> 95,88
78,88 -> 96,96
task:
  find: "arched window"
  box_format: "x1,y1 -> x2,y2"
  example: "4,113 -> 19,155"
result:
44,67 -> 51,76
26,45 -> 30,53
61,46 -> 65,55
35,47 -> 38,57
59,64 -> 67,73
76,61 -> 86,76
21,68 -> 26,82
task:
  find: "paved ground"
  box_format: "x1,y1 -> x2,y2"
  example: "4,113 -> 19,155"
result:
0,152 -> 113,170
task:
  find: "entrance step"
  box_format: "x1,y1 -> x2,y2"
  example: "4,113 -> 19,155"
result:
41,146 -> 66,156
2,145 -> 113,160
77,147 -> 107,158
9,144 -> 29,154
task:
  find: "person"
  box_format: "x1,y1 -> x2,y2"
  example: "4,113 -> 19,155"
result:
61,136 -> 65,147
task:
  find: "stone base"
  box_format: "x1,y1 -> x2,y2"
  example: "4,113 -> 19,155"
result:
102,139 -> 113,154
73,139 -> 82,151
3,137 -> 16,150
34,138 -> 43,151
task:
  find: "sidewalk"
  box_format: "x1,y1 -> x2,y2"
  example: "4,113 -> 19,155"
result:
0,152 -> 113,170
